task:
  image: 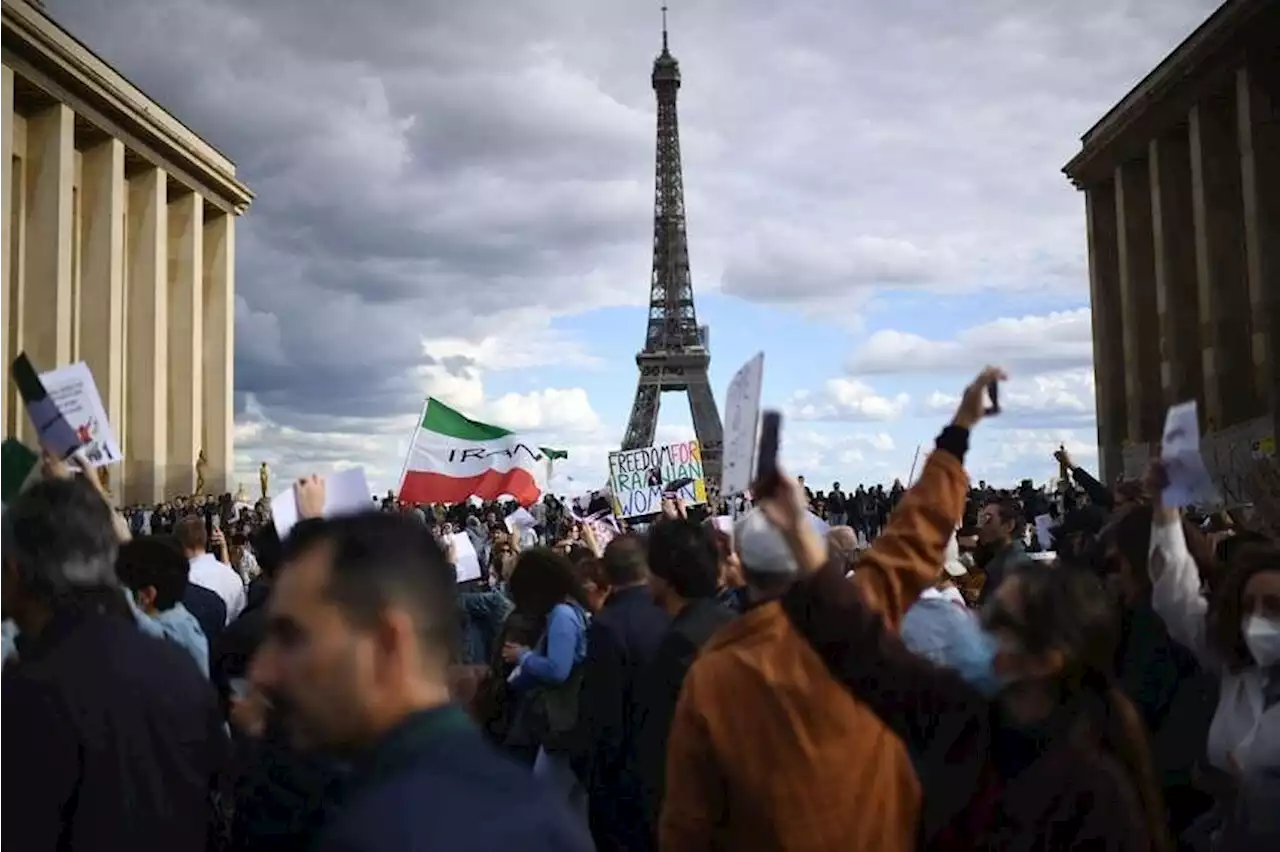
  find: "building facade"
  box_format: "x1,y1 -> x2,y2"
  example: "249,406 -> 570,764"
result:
1063,0 -> 1278,505
2,0 -> 252,503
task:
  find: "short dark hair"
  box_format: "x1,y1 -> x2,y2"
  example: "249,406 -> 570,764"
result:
985,498 -> 1024,534
116,536 -> 190,611
566,547 -> 610,591
280,513 -> 456,656
173,515 -> 208,551
2,477 -> 121,606
601,534 -> 648,587
648,518 -> 719,599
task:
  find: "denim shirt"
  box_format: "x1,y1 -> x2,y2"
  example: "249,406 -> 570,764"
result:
901,588 -> 999,696
128,594 -> 210,678
456,589 -> 513,665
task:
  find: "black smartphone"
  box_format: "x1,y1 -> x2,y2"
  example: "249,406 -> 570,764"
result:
664,476 -> 694,494
756,410 -> 782,493
986,381 -> 1001,415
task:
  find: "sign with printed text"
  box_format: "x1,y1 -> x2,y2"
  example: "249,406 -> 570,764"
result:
38,361 -> 121,467
607,440 -> 708,518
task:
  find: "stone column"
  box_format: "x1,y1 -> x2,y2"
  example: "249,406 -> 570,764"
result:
78,139 -> 126,437
1190,91 -> 1256,430
1237,62 -> 1280,437
202,212 -> 235,495
21,103 -> 75,443
1149,127 -> 1203,410
1085,180 -> 1126,481
125,168 -> 169,504
1,66 -> 12,437
167,191 -> 204,496
1115,156 -> 1162,444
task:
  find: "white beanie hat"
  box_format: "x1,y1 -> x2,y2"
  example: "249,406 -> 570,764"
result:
733,508 -> 799,577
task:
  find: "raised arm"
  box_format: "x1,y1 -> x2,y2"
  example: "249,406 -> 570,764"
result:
1144,460 -> 1217,671
754,453 -> 993,844
853,367 -> 1002,630
853,428 -> 969,630
783,558 -> 990,840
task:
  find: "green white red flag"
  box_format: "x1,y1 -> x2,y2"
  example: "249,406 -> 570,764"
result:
397,398 -> 567,506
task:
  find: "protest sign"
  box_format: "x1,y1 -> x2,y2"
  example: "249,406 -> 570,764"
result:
607,440 -> 707,518
39,362 -> 122,467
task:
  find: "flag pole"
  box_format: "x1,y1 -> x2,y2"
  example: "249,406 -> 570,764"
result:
906,443 -> 922,485
396,397 -> 431,499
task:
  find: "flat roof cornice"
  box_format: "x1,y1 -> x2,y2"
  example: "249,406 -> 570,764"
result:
2,0 -> 253,214
1062,0 -> 1273,189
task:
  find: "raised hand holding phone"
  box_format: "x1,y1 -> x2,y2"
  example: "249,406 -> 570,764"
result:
754,410 -> 781,498
952,366 -> 1007,429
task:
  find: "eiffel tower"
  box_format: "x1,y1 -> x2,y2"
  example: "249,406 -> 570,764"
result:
621,8 -> 724,490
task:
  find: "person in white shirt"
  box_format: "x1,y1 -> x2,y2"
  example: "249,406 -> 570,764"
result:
175,514 -> 246,623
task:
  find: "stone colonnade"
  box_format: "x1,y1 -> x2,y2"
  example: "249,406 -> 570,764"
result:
1079,53 -> 1279,483
1,67 -> 238,503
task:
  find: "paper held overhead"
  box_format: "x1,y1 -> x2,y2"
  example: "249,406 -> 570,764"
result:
11,352 -> 82,460
720,352 -> 764,496
39,361 -> 123,468
1160,400 -> 1219,509
271,467 -> 373,539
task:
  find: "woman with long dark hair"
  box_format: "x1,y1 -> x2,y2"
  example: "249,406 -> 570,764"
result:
760,472 -> 1171,851
1145,462 -> 1280,849
499,548 -> 592,820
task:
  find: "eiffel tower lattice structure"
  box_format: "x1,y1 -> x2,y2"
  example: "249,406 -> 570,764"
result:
620,10 -> 724,490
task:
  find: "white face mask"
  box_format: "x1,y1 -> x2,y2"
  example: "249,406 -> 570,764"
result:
1242,616 -> 1280,668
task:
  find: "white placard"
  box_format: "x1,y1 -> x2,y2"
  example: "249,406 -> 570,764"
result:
449,532 -> 482,583
1034,514 -> 1054,548
505,507 -> 537,532
720,352 -> 764,496
271,466 -> 372,539
39,362 -> 121,467
1161,400 -> 1219,508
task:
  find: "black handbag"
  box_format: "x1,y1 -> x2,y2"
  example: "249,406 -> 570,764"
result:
504,606 -> 587,754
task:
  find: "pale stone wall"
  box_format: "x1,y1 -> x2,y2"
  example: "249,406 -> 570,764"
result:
2,0 -> 251,502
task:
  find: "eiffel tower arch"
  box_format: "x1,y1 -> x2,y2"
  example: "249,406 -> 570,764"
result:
621,11 -> 724,490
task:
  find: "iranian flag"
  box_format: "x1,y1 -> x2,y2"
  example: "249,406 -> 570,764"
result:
397,398 -> 568,506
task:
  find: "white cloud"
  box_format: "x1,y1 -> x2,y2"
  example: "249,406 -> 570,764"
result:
849,308 -> 1094,376
923,367 -> 1096,426
788,379 -> 910,422
968,427 -> 1099,482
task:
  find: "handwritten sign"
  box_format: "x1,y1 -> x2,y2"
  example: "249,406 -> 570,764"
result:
608,440 -> 707,518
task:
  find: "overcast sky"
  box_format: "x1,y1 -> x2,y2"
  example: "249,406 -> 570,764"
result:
50,0 -> 1219,495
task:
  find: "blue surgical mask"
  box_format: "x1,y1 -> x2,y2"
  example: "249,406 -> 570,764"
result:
948,626 -> 1004,698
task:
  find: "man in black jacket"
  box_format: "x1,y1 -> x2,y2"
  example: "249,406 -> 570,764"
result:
577,535 -> 670,851
631,517 -> 737,849
2,477 -> 228,852
250,512 -> 589,852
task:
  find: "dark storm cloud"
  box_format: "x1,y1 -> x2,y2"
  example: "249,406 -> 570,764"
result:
45,0 -> 1219,477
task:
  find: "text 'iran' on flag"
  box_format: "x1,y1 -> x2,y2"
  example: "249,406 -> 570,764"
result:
397,398 -> 567,507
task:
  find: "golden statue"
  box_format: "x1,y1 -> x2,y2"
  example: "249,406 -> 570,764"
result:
234,482 -> 249,504
195,449 -> 209,495
259,462 -> 270,500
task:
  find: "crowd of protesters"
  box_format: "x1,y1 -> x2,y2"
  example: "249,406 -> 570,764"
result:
2,366 -> 1277,852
